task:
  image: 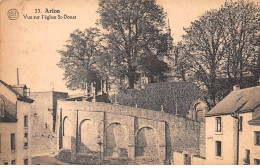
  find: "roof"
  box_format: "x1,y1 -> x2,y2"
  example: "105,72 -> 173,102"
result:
0,80 -> 34,103
117,82 -> 201,116
206,86 -> 260,117
11,84 -> 27,88
0,110 -> 17,122
63,94 -> 110,103
248,116 -> 260,126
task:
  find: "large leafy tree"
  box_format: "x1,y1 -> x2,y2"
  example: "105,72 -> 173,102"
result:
97,0 -> 170,88
221,0 -> 260,86
57,28 -> 104,90
176,0 -> 259,108
181,10 -> 226,107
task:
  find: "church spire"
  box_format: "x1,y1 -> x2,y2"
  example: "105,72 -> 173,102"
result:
167,19 -> 171,35
166,19 -> 173,55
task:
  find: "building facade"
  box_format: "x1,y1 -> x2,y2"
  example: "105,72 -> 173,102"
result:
30,91 -> 68,157
172,85 -> 260,165
0,80 -> 34,165
204,85 -> 260,165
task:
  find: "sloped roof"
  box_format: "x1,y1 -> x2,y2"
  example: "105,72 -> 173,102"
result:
206,86 -> 260,117
117,82 -> 201,116
0,110 -> 17,122
11,84 -> 27,88
0,80 -> 34,103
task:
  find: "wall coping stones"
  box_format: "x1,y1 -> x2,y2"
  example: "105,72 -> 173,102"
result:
58,100 -> 200,124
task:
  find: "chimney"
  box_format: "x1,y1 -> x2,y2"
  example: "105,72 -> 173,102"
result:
17,68 -> 19,85
233,85 -> 240,91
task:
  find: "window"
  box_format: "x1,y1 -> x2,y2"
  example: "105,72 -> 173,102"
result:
216,117 -> 222,132
239,116 -> 243,131
4,162 -> 8,165
255,159 -> 260,165
11,133 -> 15,151
216,141 -> 222,156
23,88 -> 30,97
24,159 -> 28,165
11,160 -> 16,165
24,115 -> 28,128
244,149 -> 250,164
255,131 -> 260,145
24,133 -> 28,149
0,99 -> 5,117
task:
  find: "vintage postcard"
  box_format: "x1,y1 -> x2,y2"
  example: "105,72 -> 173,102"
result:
0,0 -> 259,165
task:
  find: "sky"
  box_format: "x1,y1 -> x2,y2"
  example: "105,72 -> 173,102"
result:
0,0 -> 257,94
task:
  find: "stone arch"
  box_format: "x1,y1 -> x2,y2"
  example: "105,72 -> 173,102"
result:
135,126 -> 158,157
63,116 -> 72,149
105,122 -> 128,157
63,116 -> 72,136
79,119 -> 98,153
189,99 -> 208,122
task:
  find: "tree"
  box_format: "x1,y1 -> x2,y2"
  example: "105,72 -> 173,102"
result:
173,41 -> 193,81
221,0 -> 260,86
57,28 -> 104,90
177,0 -> 259,108
97,0 -> 170,89
181,10 -> 226,107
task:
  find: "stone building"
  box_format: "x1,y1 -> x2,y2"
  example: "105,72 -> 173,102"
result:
203,85 -> 260,165
173,85 -> 260,165
30,91 -> 68,156
0,80 -> 34,165
55,97 -> 204,165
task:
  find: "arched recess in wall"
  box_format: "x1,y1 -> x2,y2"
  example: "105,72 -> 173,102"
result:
194,102 -> 207,122
79,119 -> 98,153
135,126 -> 158,157
106,123 -> 128,157
189,100 -> 208,122
63,116 -> 72,149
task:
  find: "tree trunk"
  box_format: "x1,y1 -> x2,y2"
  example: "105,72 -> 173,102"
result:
127,71 -> 136,89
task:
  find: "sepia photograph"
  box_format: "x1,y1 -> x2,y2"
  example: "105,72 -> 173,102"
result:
0,0 -> 259,165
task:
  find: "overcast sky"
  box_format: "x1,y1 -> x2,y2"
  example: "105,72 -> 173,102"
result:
0,0 -> 257,94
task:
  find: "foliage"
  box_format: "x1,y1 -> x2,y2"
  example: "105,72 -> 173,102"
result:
175,0 -> 260,108
97,0 -> 170,88
181,9 -> 226,107
57,28 -> 103,90
221,0 -> 260,84
58,0 -> 172,90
